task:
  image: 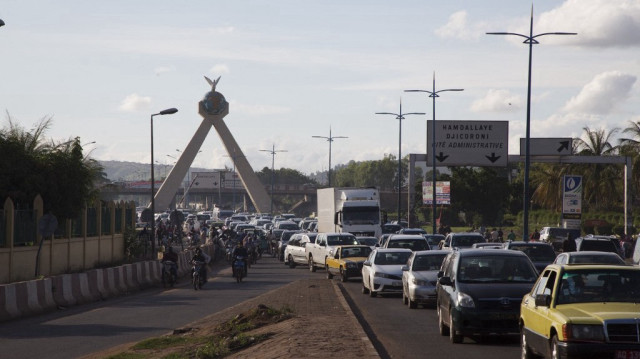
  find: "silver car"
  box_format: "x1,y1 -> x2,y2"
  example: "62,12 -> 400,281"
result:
402,250 -> 448,308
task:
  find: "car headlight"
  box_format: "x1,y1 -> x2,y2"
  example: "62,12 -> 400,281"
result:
345,262 -> 357,268
412,278 -> 429,286
563,324 -> 605,342
456,292 -> 475,308
374,272 -> 393,279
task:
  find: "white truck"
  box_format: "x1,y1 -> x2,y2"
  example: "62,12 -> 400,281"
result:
316,187 -> 383,238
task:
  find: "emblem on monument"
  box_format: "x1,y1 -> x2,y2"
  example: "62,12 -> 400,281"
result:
202,75 -> 228,115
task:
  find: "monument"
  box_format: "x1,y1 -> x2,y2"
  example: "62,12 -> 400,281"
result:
152,76 -> 271,213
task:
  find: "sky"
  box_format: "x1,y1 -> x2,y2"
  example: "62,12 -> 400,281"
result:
1,0 -> 639,178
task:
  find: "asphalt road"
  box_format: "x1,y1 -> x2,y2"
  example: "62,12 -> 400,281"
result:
337,277 -> 521,359
0,256 -> 520,359
0,257 -> 316,359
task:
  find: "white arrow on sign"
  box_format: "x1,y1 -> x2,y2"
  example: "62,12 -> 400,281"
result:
427,120 -> 509,167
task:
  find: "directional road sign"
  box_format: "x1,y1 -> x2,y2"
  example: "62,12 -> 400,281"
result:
427,120 -> 508,167
520,138 -> 572,156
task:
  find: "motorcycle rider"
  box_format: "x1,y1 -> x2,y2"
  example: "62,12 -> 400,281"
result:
161,246 -> 178,280
232,241 -> 249,277
191,247 -> 209,282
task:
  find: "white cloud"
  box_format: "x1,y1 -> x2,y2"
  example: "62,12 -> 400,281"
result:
435,11 -> 483,40
537,0 -> 640,47
209,64 -> 230,75
118,93 -> 152,112
563,71 -> 636,114
471,89 -> 523,112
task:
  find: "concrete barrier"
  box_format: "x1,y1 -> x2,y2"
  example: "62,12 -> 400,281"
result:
122,264 -> 139,291
0,244 -> 215,322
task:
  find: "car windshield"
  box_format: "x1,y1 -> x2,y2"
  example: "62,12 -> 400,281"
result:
556,269 -> 640,305
580,240 -> 617,253
425,235 -> 444,245
452,236 -> 485,248
374,251 -> 412,265
342,206 -> 380,225
458,256 -> 537,283
357,237 -> 378,246
412,254 -> 447,271
387,240 -> 429,251
510,244 -> 556,262
568,254 -> 625,265
341,247 -> 372,258
327,235 -> 358,246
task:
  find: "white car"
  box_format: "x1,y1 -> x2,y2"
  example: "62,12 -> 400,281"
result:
361,248 -> 412,297
401,250 -> 448,309
284,233 -> 313,268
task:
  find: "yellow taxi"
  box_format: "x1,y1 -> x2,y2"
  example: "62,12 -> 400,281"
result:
520,264 -> 640,359
325,245 -> 372,282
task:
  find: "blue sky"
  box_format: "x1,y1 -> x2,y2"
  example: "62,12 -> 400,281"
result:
1,0 -> 639,176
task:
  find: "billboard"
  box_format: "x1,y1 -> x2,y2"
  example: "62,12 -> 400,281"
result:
190,171 -> 242,190
422,181 -> 450,205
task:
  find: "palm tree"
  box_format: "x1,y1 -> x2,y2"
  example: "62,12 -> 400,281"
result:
530,163 -> 569,212
619,120 -> 640,202
573,126 -> 621,211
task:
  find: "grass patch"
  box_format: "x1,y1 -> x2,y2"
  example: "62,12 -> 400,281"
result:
106,304 -> 293,359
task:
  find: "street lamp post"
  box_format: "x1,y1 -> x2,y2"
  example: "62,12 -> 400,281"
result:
224,149 -> 244,212
260,144 -> 287,214
376,101 -> 425,221
487,7 -> 576,241
312,127 -> 347,187
150,107 -> 178,257
405,73 -> 463,234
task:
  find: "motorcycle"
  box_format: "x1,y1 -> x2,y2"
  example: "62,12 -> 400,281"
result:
233,256 -> 246,283
161,260 -> 177,288
192,260 -> 206,290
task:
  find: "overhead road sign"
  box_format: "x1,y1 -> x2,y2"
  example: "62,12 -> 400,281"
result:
520,138 -> 572,156
427,120 -> 508,167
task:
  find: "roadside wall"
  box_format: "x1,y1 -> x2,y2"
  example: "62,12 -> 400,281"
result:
0,196 -> 136,284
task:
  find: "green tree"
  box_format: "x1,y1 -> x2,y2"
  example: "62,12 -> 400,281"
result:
0,115 -> 102,218
573,126 -> 621,211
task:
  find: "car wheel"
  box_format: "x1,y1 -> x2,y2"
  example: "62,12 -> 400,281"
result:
340,268 -> 348,282
521,326 -> 535,359
288,255 -> 296,269
362,283 -> 369,294
437,305 -> 449,336
549,335 -> 559,359
449,310 -> 462,343
408,297 -> 417,309
326,266 -> 334,279
308,257 -> 316,272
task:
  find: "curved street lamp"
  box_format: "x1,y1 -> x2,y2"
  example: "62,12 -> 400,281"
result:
312,127 -> 347,187
260,144 -> 287,214
487,6 -> 576,241
376,101 -> 425,221
0,19 -> 5,27
150,107 -> 178,257
405,73 -> 463,234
